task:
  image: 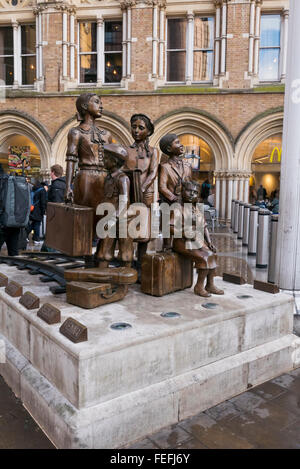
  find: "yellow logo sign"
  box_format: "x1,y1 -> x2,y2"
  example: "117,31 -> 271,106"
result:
270,147 -> 282,163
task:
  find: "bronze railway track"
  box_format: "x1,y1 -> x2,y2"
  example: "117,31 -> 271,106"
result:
0,252 -> 91,294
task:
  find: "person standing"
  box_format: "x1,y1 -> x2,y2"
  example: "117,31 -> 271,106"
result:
27,181 -> 47,244
48,164 -> 66,203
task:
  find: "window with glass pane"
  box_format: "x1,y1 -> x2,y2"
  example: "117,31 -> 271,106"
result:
167,19 -> 186,82
21,25 -> 36,85
0,27 -> 14,85
104,21 -> 122,83
79,22 -> 97,83
193,17 -> 214,81
259,15 -> 281,81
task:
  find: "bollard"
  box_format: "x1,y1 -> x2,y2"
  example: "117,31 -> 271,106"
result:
268,214 -> 279,283
238,202 -> 245,239
248,205 -> 259,256
256,208 -> 271,268
233,200 -> 240,234
242,203 -> 251,246
231,199 -> 236,229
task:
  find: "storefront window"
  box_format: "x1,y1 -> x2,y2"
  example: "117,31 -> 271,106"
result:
251,133 -> 281,197
0,135 -> 41,177
179,134 -> 213,175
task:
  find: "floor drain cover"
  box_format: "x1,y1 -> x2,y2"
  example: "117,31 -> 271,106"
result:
202,303 -> 218,309
110,322 -> 132,330
161,312 -> 181,318
236,295 -> 253,299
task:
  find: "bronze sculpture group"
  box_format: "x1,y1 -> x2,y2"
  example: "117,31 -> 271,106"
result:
58,93 -> 224,307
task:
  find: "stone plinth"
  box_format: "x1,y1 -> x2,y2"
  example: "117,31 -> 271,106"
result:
0,264 -> 299,449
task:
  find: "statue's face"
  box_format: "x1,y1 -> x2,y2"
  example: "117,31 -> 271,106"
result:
131,119 -> 149,142
87,95 -> 103,118
103,154 -> 115,170
182,185 -> 199,203
168,138 -> 185,157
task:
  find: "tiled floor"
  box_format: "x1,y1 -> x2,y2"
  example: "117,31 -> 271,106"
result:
0,228 -> 299,449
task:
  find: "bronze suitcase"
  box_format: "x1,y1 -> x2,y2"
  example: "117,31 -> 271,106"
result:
141,252 -> 193,297
66,281 -> 128,309
64,266 -> 138,285
46,202 -> 94,256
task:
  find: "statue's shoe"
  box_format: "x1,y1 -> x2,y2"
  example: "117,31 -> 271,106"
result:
194,285 -> 212,297
205,286 -> 224,295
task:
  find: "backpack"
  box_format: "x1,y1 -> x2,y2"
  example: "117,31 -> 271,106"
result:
0,175 -> 31,228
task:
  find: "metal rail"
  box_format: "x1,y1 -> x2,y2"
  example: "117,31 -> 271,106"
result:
0,252 -> 89,294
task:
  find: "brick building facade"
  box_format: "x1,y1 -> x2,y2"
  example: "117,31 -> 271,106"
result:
0,0 -> 288,220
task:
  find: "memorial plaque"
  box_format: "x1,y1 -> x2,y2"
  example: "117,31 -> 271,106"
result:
0,273 -> 8,287
37,303 -> 61,324
59,317 -> 88,343
253,280 -> 279,294
19,291 -> 40,310
5,281 -> 23,297
223,272 -> 246,285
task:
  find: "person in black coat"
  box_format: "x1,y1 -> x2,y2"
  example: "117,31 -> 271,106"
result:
26,181 -> 47,243
48,164 -> 66,203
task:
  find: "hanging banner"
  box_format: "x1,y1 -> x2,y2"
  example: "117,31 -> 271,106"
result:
8,146 -> 31,170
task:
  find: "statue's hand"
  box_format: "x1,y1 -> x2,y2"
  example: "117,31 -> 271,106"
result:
208,242 -> 217,253
64,187 -> 74,204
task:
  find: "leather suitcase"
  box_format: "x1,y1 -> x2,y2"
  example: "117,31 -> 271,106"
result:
141,252 -> 193,297
66,281 -> 128,309
46,202 -> 94,256
64,266 -> 137,285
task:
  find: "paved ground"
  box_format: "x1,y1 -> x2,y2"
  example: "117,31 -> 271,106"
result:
0,229 -> 299,449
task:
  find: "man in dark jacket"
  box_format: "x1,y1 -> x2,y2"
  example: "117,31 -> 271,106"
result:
26,181 -> 47,244
48,164 -> 66,203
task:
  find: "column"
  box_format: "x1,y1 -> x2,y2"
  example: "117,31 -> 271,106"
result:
220,0 -> 227,75
186,12 -> 194,83
97,17 -> 104,85
152,1 -> 158,77
238,176 -> 244,201
248,0 -> 256,75
227,177 -> 233,221
69,9 -> 76,80
215,176 -> 221,219
253,0 -> 261,77
275,0 -> 300,295
220,176 -> 227,220
281,9 -> 289,81
232,175 -> 238,200
127,5 -> 132,78
12,21 -> 19,87
122,6 -> 127,79
244,176 -> 249,203
158,2 -> 165,78
35,12 -> 40,81
214,1 -> 221,78
38,10 -> 43,80
62,9 -> 68,79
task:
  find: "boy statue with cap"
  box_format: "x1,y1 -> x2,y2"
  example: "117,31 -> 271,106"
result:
159,134 -> 193,204
96,143 -> 134,268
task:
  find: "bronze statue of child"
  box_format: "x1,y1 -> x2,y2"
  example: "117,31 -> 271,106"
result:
96,144 -> 133,268
159,133 -> 193,204
171,180 -> 224,297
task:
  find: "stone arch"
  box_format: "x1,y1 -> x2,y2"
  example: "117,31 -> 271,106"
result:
151,108 -> 234,171
0,110 -> 52,172
52,111 -> 132,168
235,108 -> 284,171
